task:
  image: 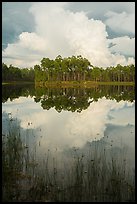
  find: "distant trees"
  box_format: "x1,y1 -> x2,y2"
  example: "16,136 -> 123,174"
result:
2,55 -> 135,83
2,63 -> 35,82
34,56 -> 135,83
34,55 -> 92,82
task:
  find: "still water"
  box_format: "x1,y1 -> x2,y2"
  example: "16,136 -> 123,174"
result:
2,84 -> 135,168
2,84 -> 135,201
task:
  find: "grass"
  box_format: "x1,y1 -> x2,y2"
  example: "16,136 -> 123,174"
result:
35,81 -> 98,88
2,80 -> 134,87
95,81 -> 135,86
2,119 -> 135,202
2,81 -> 34,85
35,81 -> 135,88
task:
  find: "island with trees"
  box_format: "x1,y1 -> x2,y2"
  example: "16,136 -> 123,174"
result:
2,55 -> 135,86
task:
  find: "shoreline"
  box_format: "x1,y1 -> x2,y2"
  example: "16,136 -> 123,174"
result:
2,81 -> 134,87
2,81 -> 34,85
35,81 -> 135,88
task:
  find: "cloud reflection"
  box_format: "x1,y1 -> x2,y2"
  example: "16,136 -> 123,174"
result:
2,96 -> 135,151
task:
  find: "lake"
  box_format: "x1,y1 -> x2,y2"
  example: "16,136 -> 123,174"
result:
2,84 -> 135,202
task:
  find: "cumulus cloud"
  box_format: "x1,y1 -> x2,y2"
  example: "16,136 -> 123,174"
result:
2,32 -> 46,67
67,2 -> 135,22
2,2 -> 35,50
2,2 -> 135,67
105,11 -> 135,35
108,36 -> 135,57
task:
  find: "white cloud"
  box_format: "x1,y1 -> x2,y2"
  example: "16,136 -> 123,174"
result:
108,36 -> 135,57
105,11 -> 135,35
2,2 -> 135,68
2,96 -> 135,150
2,32 -> 46,67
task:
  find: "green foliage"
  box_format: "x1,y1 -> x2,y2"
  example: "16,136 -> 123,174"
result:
34,55 -> 92,82
2,63 -> 35,82
34,56 -> 135,83
2,55 -> 135,83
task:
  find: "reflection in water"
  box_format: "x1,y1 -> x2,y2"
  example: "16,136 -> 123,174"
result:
2,83 -> 35,103
2,84 -> 135,153
2,84 -> 135,201
2,84 -> 135,112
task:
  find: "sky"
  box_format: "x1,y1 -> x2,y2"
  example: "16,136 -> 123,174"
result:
2,2 -> 135,68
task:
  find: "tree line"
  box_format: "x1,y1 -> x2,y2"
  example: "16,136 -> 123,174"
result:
34,55 -> 135,83
2,63 -> 35,82
2,55 -> 135,83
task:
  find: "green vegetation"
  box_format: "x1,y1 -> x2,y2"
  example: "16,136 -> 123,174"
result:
2,117 -> 135,202
35,81 -> 134,88
2,63 -> 35,82
34,55 -> 135,83
2,55 -> 135,84
2,55 -> 135,202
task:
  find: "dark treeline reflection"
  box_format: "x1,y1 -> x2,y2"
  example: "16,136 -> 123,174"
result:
2,85 -> 135,112
2,84 -> 35,103
34,86 -> 134,112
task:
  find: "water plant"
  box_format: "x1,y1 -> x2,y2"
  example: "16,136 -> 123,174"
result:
2,120 -> 135,202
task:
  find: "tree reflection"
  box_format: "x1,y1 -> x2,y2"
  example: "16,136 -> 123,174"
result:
2,85 -> 135,112
2,84 -> 35,103
34,86 -> 134,112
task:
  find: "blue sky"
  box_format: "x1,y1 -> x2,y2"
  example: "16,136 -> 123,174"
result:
2,2 -> 135,68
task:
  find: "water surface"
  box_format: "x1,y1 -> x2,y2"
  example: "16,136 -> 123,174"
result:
2,84 -> 135,201
2,84 -> 135,167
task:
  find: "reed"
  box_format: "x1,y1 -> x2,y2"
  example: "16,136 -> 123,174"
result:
2,120 -> 135,202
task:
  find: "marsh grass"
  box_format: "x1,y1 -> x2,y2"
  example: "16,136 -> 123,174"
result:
2,121 -> 135,202
35,81 -> 135,88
